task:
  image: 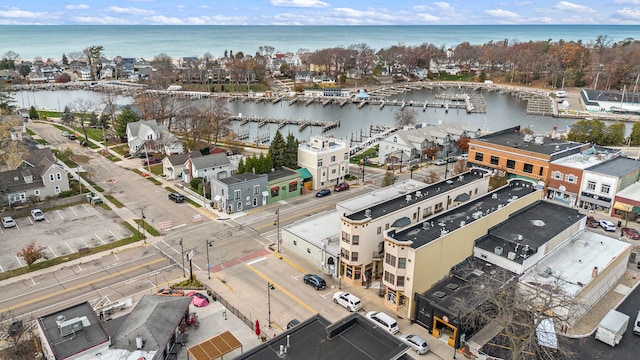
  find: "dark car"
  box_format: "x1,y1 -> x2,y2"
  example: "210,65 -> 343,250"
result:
316,189 -> 331,197
334,183 -> 350,192
168,192 -> 185,203
287,319 -> 301,329
585,216 -> 599,228
68,134 -> 76,140
303,274 -> 326,290
622,227 -> 640,240
142,158 -> 160,166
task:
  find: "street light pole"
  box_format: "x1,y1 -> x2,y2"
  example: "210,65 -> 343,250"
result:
338,253 -> 342,290
179,238 -> 185,277
141,209 -> 146,243
274,208 -> 280,253
267,282 -> 275,328
206,240 -> 214,279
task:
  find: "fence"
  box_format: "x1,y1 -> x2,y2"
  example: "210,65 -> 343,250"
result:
204,284 -> 254,330
2,194 -> 86,218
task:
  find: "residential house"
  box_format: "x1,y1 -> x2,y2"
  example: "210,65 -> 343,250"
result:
298,136 -> 350,190
2,114 -> 26,140
312,73 -> 335,85
210,173 -> 268,214
266,168 -> 301,203
183,152 -> 234,183
409,67 -> 429,80
126,120 -> 183,156
578,156 -> 640,215
162,151 -> 202,180
79,68 -> 91,81
0,148 -> 69,205
295,71 -> 313,83
0,69 -> 18,82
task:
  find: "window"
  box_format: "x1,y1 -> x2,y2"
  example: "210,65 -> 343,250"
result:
341,231 -> 351,244
34,190 -> 40,196
289,181 -> 298,192
475,152 -> 484,162
317,159 -> 323,166
423,206 -> 432,218
377,226 -> 382,235
397,276 -> 405,287
539,167 -> 544,176
523,163 -> 533,173
331,155 -> 336,162
398,258 -> 406,269
506,159 -> 515,169
385,223 -> 389,230
253,185 -> 260,195
566,174 -> 577,183
234,189 -> 241,200
253,197 -> 257,206
344,154 -> 348,160
601,184 -> 611,194
384,271 -> 394,284
56,173 -> 62,180
393,136 -> 397,143
552,171 -> 562,180
54,186 -> 60,194
49,174 -> 55,182
352,235 -> 359,245
270,187 -> 280,197
587,181 -> 596,191
351,252 -> 358,261
332,169 -> 336,174
434,202 -> 443,213
385,253 -> 396,266
490,155 -> 499,165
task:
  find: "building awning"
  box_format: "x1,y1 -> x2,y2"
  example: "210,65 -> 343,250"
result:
296,167 -> 313,179
613,201 -> 639,213
187,330 -> 242,360
262,191 -> 269,197
454,193 -> 470,202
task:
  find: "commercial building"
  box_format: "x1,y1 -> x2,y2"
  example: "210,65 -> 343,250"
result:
210,173 -> 269,214
298,136 -> 350,190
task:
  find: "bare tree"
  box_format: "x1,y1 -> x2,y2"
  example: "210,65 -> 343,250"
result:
393,108 -> 417,128
83,45 -> 104,81
204,97 -> 231,145
0,116 -> 28,167
0,311 -> 37,359
423,170 -> 441,184
69,98 -> 96,142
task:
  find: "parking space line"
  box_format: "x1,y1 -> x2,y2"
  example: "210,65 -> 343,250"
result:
110,230 -> 120,240
48,246 -> 58,258
113,253 -> 119,260
14,256 -> 23,267
77,264 -> 83,272
70,207 -> 78,217
0,264 -> 3,272
95,233 -> 106,244
56,209 -> 64,219
65,241 -> 74,253
80,238 -> 90,248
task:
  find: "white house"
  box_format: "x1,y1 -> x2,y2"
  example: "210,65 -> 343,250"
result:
183,152 -> 234,183
126,120 -> 183,156
298,136 -> 350,190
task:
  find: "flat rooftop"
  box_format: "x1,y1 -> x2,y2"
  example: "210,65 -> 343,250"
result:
551,147 -> 620,170
615,181 -> 640,201
391,179 -> 537,249
235,313 -> 411,360
38,302 -> 110,360
283,210 -> 340,255
218,172 -> 266,185
520,230 -> 630,297
343,169 -> 489,221
472,126 -> 584,157
475,201 -> 585,264
586,156 -> 640,177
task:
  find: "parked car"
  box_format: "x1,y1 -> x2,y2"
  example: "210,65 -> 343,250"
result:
622,227 -> 640,240
599,220 -> 616,232
142,158 -> 160,166
399,334 -> 429,355
334,183 -> 350,192
332,291 -> 362,312
303,274 -> 326,290
286,319 -> 301,329
365,311 -> 399,334
1,216 -> 16,228
68,134 -> 76,140
30,209 -> 45,221
457,153 -> 468,161
315,189 -> 331,197
61,131 -> 69,137
586,216 -> 599,228
168,192 -> 185,203
434,159 -> 447,166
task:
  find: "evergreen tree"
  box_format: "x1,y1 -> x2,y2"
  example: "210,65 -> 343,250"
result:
99,113 -> 110,128
61,106 -> 74,124
607,123 -> 625,145
245,154 -> 256,174
115,105 -> 138,138
269,130 -> 286,168
62,53 -> 68,65
284,133 -> 299,168
89,112 -> 99,127
237,158 -> 245,174
29,106 -> 39,120
630,122 -> 640,146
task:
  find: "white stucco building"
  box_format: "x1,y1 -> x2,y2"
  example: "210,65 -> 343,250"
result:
298,136 -> 350,190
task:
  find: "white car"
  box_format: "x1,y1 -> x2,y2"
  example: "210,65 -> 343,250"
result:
31,209 -> 45,221
434,159 -> 447,166
399,334 -> 429,355
1,216 -> 16,228
365,311 -> 399,334
61,131 -> 69,137
332,291 -> 362,312
599,220 -> 616,231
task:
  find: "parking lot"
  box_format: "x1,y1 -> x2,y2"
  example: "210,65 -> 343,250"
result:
0,204 -> 132,272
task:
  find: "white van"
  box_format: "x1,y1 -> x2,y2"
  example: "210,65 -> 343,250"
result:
633,311 -> 640,335
366,311 -> 399,334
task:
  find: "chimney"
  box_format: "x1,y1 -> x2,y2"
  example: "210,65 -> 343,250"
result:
592,266 -> 598,278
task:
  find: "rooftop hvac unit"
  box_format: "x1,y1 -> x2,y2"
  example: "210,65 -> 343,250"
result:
492,193 -> 498,199
472,211 -> 483,219
494,246 -> 503,256
523,134 -> 534,142
416,191 -> 422,197
540,267 -> 553,278
516,234 -> 523,241
534,136 -> 544,145
440,229 -> 449,236
365,209 -> 372,218
460,220 -> 466,227
507,252 -> 516,260
422,222 -> 430,230
405,194 -> 412,203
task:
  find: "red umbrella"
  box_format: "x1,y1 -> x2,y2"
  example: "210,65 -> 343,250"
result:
255,320 -> 261,336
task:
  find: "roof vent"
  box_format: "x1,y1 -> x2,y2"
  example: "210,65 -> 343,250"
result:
406,194 -> 412,203
445,283 -> 459,291
460,220 -> 466,227
540,267 -> 553,278
365,209 -> 372,218
433,291 -> 446,299
516,234 -> 523,241
494,246 -> 503,256
507,252 -> 516,260
416,191 -> 422,197
422,222 -> 430,230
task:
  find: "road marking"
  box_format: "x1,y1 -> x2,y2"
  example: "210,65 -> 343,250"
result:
170,224 -> 187,230
110,230 -> 120,240
65,241 -> 74,253
80,238 -> 90,248
70,207 -> 78,217
48,246 -> 58,258
246,257 -> 266,265
56,209 -> 64,219
14,256 -> 23,267
246,263 -> 317,315
95,233 -> 105,244
113,253 -> 119,260
0,257 -> 166,313
77,264 -> 83,272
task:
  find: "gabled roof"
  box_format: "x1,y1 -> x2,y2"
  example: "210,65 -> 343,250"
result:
190,153 -> 230,170
166,151 -> 202,166
19,148 -> 56,168
0,157 -> 65,193
110,295 -> 191,352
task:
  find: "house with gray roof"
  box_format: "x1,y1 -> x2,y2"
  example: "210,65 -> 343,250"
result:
579,156 -> 640,215
162,151 -> 202,180
183,152 -> 234,183
210,173 -> 268,214
126,120 -> 183,156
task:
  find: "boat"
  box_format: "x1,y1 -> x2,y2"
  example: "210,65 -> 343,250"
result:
555,90 -> 567,98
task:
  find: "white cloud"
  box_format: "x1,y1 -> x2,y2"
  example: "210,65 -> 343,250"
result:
270,0 -> 329,8
433,2 -> 453,11
415,13 -> 440,22
65,4 -> 90,10
552,1 -> 596,13
485,8 -> 521,20
74,16 -> 133,25
0,7 -> 48,19
614,0 -> 640,4
145,15 -> 186,25
107,6 -> 155,16
616,8 -> 640,19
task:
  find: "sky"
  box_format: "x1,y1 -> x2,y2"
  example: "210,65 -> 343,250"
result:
1,1 -> 640,25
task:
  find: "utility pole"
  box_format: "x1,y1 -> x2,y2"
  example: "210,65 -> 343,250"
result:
267,282 -> 275,328
141,209 -> 146,243
274,208 -> 280,252
206,240 -> 214,279
179,238 -> 185,277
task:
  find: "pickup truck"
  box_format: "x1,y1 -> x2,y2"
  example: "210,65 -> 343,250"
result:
31,209 -> 45,221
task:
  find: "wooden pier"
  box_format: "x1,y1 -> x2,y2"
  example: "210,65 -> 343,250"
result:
229,115 -> 339,133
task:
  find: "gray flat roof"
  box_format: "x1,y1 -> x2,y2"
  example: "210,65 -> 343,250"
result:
345,169 -> 489,221
391,179 -> 538,249
266,168 -> 298,181
586,156 -> 640,177
218,172 -> 266,185
475,201 -> 584,264
473,126 -> 584,156
283,210 -> 340,256
38,302 -> 110,360
235,313 -> 410,360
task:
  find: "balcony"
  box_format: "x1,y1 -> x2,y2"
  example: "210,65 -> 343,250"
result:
372,251 -> 383,260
